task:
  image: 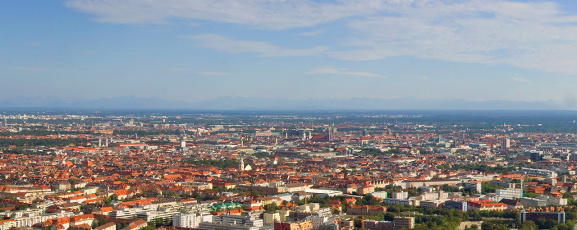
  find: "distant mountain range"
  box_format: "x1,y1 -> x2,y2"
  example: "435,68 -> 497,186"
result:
0,96 -> 564,110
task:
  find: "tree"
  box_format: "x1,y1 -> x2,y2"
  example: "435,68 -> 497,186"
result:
470,211 -> 482,221
264,203 -> 279,212
167,191 -> 179,198
519,220 -> 537,230
103,196 -> 112,205
534,218 -> 558,229
81,204 -> 96,213
154,218 -> 164,227
144,222 -> 156,230
481,221 -> 509,230
481,182 -> 504,194
96,215 -> 107,227
356,194 -> 380,206
440,184 -> 456,192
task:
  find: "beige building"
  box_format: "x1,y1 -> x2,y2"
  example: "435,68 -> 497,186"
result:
393,217 -> 415,230
264,213 -> 281,224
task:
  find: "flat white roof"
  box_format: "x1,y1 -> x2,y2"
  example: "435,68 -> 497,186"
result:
305,189 -> 343,194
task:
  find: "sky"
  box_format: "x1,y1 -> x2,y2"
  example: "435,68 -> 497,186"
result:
3,0 -> 577,105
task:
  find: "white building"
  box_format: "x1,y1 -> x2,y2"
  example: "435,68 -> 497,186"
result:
495,184 -> 523,200
0,220 -> 14,230
198,214 -> 264,230
417,191 -> 448,201
306,216 -> 334,230
520,168 -> 557,178
173,212 -> 212,228
11,210 -> 75,228
304,189 -> 343,198
546,196 -> 568,206
392,191 -> 408,200
136,208 -> 180,222
369,191 -> 388,199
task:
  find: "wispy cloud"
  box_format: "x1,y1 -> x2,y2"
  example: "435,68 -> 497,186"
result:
65,0 -> 577,74
65,0 -> 386,30
306,66 -> 385,78
511,77 -> 529,83
331,1 -> 577,74
187,34 -> 327,57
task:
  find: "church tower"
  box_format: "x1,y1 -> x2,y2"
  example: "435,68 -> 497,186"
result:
240,156 -> 245,171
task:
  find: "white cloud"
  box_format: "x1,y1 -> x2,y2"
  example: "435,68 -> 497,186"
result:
188,34 -> 327,57
306,66 -> 385,78
65,0 -> 388,30
332,0 -> 577,74
66,0 -> 577,74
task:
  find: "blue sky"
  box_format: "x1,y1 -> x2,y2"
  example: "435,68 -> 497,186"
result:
3,0 -> 577,105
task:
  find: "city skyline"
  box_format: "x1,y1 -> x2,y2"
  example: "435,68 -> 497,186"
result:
4,0 -> 577,108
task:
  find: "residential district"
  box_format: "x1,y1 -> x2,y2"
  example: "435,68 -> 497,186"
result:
1,111 -> 577,230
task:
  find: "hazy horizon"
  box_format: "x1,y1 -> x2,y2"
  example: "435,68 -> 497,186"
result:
0,96 -> 567,110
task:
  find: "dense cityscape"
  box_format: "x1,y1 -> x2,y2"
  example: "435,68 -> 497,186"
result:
0,111 -> 576,230
8,0 -> 577,230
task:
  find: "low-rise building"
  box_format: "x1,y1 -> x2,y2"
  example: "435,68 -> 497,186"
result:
520,210 -> 565,224
444,200 -> 467,212
199,214 -> 264,230
346,205 -> 386,216
274,221 -> 312,230
467,200 -> 506,211
173,212 -> 212,229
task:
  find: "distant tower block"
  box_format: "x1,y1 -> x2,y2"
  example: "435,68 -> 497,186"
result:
98,138 -> 102,147
180,140 -> 188,152
503,138 -> 511,149
105,138 -> 109,147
